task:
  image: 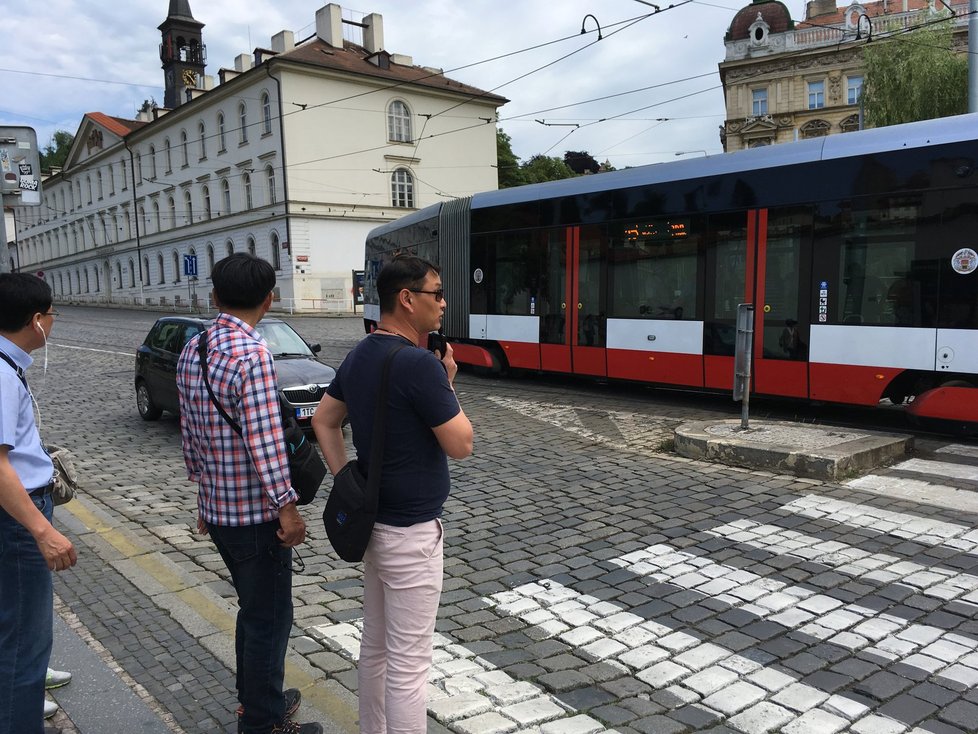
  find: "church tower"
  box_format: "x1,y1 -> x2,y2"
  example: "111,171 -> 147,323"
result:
159,0 -> 206,109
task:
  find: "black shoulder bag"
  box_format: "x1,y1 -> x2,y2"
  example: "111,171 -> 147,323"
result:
322,343 -> 406,562
197,330 -> 327,505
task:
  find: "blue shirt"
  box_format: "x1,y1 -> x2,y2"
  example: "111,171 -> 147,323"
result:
0,334 -> 54,492
327,334 -> 461,526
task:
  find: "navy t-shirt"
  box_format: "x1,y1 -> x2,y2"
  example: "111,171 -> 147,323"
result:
326,334 -> 461,526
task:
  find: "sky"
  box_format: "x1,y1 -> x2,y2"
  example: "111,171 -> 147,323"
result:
0,0 -> 809,172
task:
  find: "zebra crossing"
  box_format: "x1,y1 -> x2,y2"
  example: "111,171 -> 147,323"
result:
310,467 -> 978,734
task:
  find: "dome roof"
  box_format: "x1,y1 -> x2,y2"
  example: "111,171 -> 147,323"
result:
725,0 -> 794,41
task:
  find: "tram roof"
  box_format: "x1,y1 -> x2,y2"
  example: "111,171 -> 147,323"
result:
470,112 -> 978,211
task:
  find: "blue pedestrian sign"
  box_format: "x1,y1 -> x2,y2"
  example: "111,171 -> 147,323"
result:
183,254 -> 198,278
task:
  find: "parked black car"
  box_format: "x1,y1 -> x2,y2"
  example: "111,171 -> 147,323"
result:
134,316 -> 336,426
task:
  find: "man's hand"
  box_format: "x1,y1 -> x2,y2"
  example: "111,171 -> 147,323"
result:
34,525 -> 77,572
442,341 -> 459,386
277,502 -> 306,547
197,515 -> 209,535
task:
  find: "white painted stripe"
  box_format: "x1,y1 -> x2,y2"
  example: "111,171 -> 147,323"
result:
844,475 -> 978,516
606,319 -> 703,355
51,342 -> 133,357
936,444 -> 978,460
612,544 -> 978,658
894,458 -> 978,482
705,520 -> 978,601
486,314 -> 539,344
809,325 -> 935,370
779,495 -> 978,552
309,619 -> 613,733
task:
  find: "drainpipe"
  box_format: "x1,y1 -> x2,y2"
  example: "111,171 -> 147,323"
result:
265,62 -> 293,307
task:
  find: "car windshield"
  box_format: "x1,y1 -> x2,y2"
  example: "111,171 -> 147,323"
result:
257,321 -> 313,357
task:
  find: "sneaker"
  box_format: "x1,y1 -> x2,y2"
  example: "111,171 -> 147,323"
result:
270,722 -> 323,734
46,668 -> 72,690
236,689 -> 302,732
44,699 -> 59,719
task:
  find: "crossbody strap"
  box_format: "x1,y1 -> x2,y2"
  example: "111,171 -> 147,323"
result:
365,343 -> 408,512
197,330 -> 243,436
0,350 -> 29,393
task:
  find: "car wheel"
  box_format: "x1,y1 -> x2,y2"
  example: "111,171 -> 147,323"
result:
136,380 -> 163,421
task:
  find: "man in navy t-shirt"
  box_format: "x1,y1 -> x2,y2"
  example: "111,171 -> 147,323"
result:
313,255 -> 472,734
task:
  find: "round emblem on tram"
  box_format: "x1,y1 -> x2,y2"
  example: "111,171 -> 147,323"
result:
951,247 -> 977,274
473,268 -> 484,284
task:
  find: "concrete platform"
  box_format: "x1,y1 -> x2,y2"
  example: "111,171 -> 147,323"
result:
674,419 -> 912,480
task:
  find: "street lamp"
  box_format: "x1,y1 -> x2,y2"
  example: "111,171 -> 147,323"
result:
675,150 -> 708,157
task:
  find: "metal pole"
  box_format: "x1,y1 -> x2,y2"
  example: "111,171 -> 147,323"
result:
970,0 -> 978,112
0,194 -> 9,274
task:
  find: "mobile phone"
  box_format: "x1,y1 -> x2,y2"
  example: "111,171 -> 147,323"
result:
427,331 -> 446,357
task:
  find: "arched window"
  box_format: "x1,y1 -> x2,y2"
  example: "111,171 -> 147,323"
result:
128,258 -> 136,288
202,185 -> 212,219
221,179 -> 231,214
84,268 -> 90,293
266,165 -> 277,205
121,158 -> 128,190
225,239 -> 234,256
111,214 -> 119,242
86,175 -> 93,203
391,168 -> 415,208
387,100 -> 411,142
115,261 -> 122,287
97,171 -> 104,199
125,209 -> 132,239
149,145 -> 157,179
198,121 -> 207,160
153,200 -> 161,231
172,250 -> 182,283
261,92 -> 272,135
167,196 -> 176,229
270,232 -> 281,270
238,102 -> 248,144
180,130 -> 189,167
218,112 -> 227,152
206,243 -> 215,275
108,166 -> 115,195
94,266 -> 100,292
184,189 -> 193,223
135,152 -> 143,184
142,255 -> 150,286
157,253 -> 165,284
243,172 -> 253,209
247,236 -> 256,256
139,206 -> 147,233
164,138 -> 172,173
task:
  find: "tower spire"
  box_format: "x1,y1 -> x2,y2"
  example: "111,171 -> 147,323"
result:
159,1 -> 206,109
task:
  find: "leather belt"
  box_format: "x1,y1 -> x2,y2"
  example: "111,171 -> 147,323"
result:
28,481 -> 55,498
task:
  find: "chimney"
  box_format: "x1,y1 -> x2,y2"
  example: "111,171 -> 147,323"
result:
316,4 -> 344,48
235,53 -> 253,72
272,30 -> 295,54
363,13 -> 384,53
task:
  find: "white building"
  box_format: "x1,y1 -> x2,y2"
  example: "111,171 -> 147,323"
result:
12,1 -> 505,312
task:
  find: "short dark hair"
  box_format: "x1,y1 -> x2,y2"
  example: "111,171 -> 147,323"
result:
211,253 -> 276,309
0,274 -> 52,332
377,255 -> 439,314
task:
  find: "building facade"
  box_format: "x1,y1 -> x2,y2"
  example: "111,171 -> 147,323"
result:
12,1 -> 505,312
719,0 -> 969,151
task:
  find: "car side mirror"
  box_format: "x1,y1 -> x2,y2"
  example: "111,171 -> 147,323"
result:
310,343 -> 322,354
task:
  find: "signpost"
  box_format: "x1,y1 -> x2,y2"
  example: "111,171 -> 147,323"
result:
184,254 -> 198,312
0,127 -> 42,273
733,303 -> 755,430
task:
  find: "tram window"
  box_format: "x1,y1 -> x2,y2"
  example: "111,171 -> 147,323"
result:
937,203 -> 978,329
712,222 -> 747,321
487,230 -> 560,318
608,217 -> 699,320
763,210 -> 810,360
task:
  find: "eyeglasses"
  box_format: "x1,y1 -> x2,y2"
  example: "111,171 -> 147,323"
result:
44,310 -> 59,317
409,289 -> 445,302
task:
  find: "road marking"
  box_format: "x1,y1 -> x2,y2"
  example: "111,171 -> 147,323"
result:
935,444 -> 978,459
894,458 -> 978,482
51,342 -> 133,357
843,474 -> 978,514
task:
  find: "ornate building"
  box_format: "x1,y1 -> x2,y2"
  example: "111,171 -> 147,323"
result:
12,2 -> 505,312
719,0 -> 969,151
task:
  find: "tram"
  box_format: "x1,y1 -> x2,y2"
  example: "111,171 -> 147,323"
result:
364,113 -> 978,429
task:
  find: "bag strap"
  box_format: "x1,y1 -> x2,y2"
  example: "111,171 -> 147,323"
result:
197,330 -> 244,436
0,350 -> 29,392
364,343 -> 408,513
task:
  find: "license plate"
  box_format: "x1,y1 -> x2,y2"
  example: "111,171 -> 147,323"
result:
295,407 -> 317,419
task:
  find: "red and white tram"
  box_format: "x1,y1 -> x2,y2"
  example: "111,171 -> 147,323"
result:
364,113 -> 978,429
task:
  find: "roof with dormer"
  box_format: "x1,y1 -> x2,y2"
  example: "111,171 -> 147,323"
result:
726,0 -> 794,41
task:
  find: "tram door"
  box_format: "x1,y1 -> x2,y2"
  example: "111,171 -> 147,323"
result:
752,208 -> 811,398
539,225 -> 608,376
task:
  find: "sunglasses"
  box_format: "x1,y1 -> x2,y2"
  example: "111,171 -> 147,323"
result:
409,288 -> 445,302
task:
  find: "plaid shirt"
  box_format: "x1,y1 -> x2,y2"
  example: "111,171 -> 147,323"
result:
176,313 -> 297,526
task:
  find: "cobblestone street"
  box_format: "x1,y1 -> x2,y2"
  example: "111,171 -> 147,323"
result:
40,306 -> 978,733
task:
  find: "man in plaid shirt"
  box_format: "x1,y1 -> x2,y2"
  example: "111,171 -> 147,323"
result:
177,254 -> 322,734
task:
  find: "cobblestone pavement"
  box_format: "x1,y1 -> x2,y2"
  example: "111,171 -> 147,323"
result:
40,305 -> 978,733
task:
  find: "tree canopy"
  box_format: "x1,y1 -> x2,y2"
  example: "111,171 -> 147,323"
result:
40,130 -> 74,172
862,17 -> 967,128
496,129 -> 526,188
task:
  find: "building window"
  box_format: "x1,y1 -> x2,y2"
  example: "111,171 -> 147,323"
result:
157,253 -> 165,284
247,236 -> 256,256
136,153 -> 143,184
391,168 -> 414,208
266,165 -> 276,205
108,167 -> 115,196
207,243 -> 215,275
164,139 -> 172,173
142,255 -> 149,285
172,250 -> 181,283
271,232 -> 281,270
86,176 -> 93,204
184,189 -> 193,224
167,196 -> 176,229
153,201 -> 161,231
238,102 -> 248,144
221,179 -> 231,214
808,80 -> 825,110
97,171 -> 104,199
218,113 -> 226,152
121,159 -> 128,190
129,258 -> 136,288
181,130 -> 189,167
203,185 -> 212,219
387,100 -> 411,143
261,93 -> 272,135
225,239 -> 234,256
751,89 -> 768,116
243,172 -> 253,209
847,75 -> 863,105
198,122 -> 207,160
800,119 -> 831,139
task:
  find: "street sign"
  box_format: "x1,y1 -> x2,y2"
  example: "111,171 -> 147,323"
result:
183,254 -> 198,277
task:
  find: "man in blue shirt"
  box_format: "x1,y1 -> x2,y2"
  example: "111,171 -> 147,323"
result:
0,274 -> 77,734
313,255 -> 472,734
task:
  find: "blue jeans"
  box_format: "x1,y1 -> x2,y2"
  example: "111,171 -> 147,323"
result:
0,493 -> 53,734
207,520 -> 293,734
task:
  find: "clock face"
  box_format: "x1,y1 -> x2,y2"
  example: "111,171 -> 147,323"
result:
182,69 -> 197,87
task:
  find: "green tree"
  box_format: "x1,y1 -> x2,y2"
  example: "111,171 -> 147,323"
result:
40,130 -> 74,172
564,150 -> 600,174
520,154 -> 575,184
862,17 -> 967,128
496,128 -> 525,188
